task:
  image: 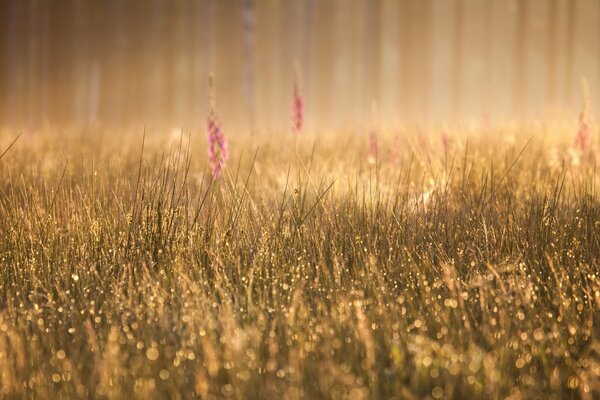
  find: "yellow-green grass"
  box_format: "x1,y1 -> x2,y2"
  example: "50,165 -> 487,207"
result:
0,124 -> 599,399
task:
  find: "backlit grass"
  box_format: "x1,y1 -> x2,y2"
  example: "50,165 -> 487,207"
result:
0,125 -> 599,399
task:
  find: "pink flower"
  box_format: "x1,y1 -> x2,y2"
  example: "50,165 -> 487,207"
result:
207,75 -> 228,178
441,131 -> 452,155
481,112 -> 490,130
389,134 -> 401,164
573,78 -> 592,153
292,72 -> 303,134
367,128 -> 378,165
573,111 -> 590,152
367,101 -> 379,165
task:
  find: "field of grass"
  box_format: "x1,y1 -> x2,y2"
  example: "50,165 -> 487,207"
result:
0,125 -> 599,399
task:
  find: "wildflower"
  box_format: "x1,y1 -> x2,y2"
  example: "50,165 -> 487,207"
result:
367,129 -> 378,165
367,100 -> 379,165
389,134 -> 401,165
481,111 -> 490,130
207,75 -> 228,178
441,130 -> 452,155
573,112 -> 590,152
573,78 -> 591,152
291,66 -> 303,134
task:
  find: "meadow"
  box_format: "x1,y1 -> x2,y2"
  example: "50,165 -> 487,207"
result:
0,123 -> 599,399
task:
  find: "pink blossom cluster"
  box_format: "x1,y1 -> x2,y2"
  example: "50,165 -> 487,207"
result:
441,131 -> 452,155
292,79 -> 303,133
207,76 -> 228,178
367,129 -> 378,165
573,110 -> 591,152
573,78 -> 592,153
207,114 -> 228,178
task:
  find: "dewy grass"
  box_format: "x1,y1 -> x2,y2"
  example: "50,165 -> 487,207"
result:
0,125 -> 599,399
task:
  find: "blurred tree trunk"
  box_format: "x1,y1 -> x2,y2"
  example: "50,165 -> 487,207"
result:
399,0 -> 413,120
166,2 -> 180,126
144,0 -> 162,125
4,2 -> 24,125
87,0 -> 102,127
514,0 -> 527,116
314,1 -> 333,128
546,0 -> 558,110
565,0 -> 576,108
302,0 -> 314,130
72,1 -> 86,126
482,0 -> 494,114
416,0 -> 432,120
364,0 -> 381,110
242,0 -> 255,132
47,5 -> 63,125
171,3 -> 188,126
26,0 -> 39,126
452,0 -> 463,120
109,1 -> 126,126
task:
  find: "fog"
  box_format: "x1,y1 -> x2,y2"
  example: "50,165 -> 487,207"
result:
1,0 -> 599,132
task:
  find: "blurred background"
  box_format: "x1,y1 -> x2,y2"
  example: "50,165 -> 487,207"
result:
0,0 -> 599,132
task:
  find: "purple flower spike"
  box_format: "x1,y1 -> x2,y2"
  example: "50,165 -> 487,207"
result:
367,129 -> 378,165
207,75 -> 229,178
441,131 -> 452,155
573,112 -> 590,152
573,79 -> 592,153
367,101 -> 379,165
292,69 -> 304,134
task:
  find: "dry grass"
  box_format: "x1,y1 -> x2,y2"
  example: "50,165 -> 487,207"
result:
0,124 -> 599,399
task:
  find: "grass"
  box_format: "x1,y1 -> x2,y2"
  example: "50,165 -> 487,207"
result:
0,124 -> 599,399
